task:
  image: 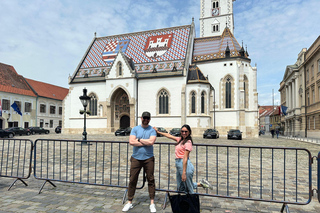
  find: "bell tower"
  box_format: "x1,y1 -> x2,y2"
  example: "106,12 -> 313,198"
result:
200,0 -> 235,37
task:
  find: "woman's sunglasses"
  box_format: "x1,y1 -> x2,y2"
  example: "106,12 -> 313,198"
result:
181,131 -> 188,133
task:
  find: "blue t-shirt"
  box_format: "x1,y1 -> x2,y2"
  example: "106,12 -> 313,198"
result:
130,125 -> 157,160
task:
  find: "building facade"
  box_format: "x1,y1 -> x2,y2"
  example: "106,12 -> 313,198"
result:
64,0 -> 259,137
280,36 -> 320,137
0,63 -> 68,131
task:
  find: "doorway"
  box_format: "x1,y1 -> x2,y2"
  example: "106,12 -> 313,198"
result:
120,115 -> 130,128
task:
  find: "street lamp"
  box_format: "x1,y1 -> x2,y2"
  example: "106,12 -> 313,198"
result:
79,88 -> 91,144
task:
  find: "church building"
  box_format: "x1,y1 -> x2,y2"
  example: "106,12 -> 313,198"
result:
63,0 -> 258,137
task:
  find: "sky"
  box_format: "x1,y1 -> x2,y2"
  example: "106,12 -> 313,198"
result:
0,0 -> 319,106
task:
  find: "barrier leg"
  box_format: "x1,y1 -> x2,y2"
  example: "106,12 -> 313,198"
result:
38,180 -> 56,194
280,203 -> 290,213
122,188 -> 128,204
162,192 -> 169,210
8,178 -> 28,191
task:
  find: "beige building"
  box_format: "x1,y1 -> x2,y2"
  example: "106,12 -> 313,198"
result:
280,36 -> 320,137
305,36 -> 320,137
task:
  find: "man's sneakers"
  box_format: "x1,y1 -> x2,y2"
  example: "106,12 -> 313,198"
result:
200,179 -> 213,190
122,202 -> 133,212
150,204 -> 157,213
122,202 -> 156,212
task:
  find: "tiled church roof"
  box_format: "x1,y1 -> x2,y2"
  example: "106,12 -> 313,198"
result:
25,78 -> 68,101
71,25 -> 191,81
0,62 -> 36,97
187,64 -> 209,84
193,27 -> 248,62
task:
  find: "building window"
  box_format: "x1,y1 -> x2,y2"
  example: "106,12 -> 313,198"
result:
313,116 -> 316,130
2,99 -> 10,110
24,122 -> 29,128
212,0 -> 219,8
244,75 -> 249,108
117,62 -> 122,76
50,120 -> 53,128
159,89 -> 169,114
312,89 -> 315,104
89,94 -> 98,116
191,91 -> 196,113
318,86 -> 320,101
201,91 -> 205,113
307,92 -> 310,106
306,69 -> 309,82
308,117 -> 310,130
59,107 -> 62,115
25,102 -> 31,112
212,24 -> 219,32
59,120 -> 62,126
311,65 -> 314,78
50,106 -> 56,114
226,78 -> 232,108
40,104 -> 46,113
318,59 -> 320,73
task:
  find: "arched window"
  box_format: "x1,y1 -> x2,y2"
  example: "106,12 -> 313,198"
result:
89,94 -> 98,116
159,89 -> 169,114
244,75 -> 249,108
226,77 -> 232,108
117,62 -> 122,76
201,91 -> 205,113
191,91 -> 196,113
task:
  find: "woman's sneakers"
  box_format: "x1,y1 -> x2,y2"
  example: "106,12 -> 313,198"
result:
200,179 -> 213,190
122,202 -> 133,212
150,204 -> 156,212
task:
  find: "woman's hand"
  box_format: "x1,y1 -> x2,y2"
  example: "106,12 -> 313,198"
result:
181,173 -> 186,182
153,127 -> 158,133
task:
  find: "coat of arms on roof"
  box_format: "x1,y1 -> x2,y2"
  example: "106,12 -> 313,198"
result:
102,39 -> 130,63
144,34 -> 173,58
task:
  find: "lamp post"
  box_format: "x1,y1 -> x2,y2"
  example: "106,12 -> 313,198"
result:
79,88 -> 91,144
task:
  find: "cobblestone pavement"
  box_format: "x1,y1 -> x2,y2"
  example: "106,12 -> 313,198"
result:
1,133 -> 320,213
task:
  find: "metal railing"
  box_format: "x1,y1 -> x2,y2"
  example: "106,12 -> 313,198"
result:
33,139 -> 146,198
32,139 -> 318,212
0,139 -> 33,190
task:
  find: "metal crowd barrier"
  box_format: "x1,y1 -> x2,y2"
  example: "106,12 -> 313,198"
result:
33,139 -> 146,200
0,139 -> 33,190
33,139 -> 318,212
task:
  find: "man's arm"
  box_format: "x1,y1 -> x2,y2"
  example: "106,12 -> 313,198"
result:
129,135 -> 144,146
139,135 -> 156,146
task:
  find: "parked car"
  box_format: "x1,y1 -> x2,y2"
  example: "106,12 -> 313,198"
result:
259,130 -> 265,136
115,127 -> 132,136
0,129 -> 14,138
156,127 -> 168,137
203,129 -> 219,139
55,126 -> 62,133
169,128 -> 181,137
5,127 -> 31,136
29,127 -> 50,135
227,129 -> 242,140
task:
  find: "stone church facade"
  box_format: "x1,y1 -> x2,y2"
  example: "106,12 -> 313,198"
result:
63,0 -> 258,138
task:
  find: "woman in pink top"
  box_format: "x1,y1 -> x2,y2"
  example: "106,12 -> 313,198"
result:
154,124 -> 212,193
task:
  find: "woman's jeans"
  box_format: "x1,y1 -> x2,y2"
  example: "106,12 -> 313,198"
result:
175,158 -> 197,193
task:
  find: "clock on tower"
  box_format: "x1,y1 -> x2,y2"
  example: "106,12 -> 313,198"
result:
212,8 -> 219,16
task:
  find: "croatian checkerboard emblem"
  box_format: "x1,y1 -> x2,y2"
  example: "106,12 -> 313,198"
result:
144,34 -> 173,58
102,39 -> 130,63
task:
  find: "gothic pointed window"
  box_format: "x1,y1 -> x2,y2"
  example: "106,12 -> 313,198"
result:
117,62 -> 122,76
225,77 -> 232,108
244,75 -> 249,108
89,93 -> 98,116
191,91 -> 196,113
158,89 -> 169,114
201,91 -> 205,113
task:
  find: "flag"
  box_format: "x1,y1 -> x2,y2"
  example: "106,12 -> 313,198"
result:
0,99 -> 2,117
281,105 -> 288,116
11,102 -> 22,116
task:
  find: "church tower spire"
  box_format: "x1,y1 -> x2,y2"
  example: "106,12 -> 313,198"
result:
200,0 -> 236,37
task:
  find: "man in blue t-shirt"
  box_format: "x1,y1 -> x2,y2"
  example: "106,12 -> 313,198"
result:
122,111 -> 157,213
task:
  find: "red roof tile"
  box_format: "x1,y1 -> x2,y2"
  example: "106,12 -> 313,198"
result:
25,78 -> 68,100
0,62 -> 36,97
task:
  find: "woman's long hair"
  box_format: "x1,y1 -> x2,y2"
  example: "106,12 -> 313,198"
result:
177,124 -> 193,145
